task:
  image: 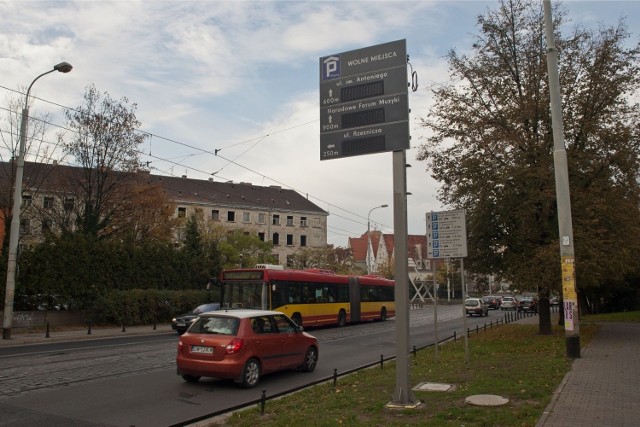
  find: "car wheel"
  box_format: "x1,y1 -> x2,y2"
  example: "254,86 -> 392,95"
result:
241,358 -> 261,388
301,346 -> 318,372
292,313 -> 303,328
337,310 -> 347,327
182,375 -> 200,383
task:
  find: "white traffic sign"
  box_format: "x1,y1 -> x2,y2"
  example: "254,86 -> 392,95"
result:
426,209 -> 468,259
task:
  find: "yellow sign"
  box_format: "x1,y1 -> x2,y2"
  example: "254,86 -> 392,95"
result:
561,256 -> 577,300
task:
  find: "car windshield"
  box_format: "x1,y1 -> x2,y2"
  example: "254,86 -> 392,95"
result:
465,299 -> 479,306
193,303 -> 221,314
190,316 -> 239,335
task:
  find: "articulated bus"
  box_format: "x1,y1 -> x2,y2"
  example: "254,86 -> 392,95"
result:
219,267 -> 395,328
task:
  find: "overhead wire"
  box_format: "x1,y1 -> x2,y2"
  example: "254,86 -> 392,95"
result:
0,85 -> 397,239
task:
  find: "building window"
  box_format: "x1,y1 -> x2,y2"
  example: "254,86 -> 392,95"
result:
21,194 -> 32,207
272,232 -> 280,245
227,211 -> 235,222
258,232 -> 265,242
286,215 -> 294,226
300,235 -> 307,247
44,196 -> 54,209
177,207 -> 186,218
286,255 -> 294,267
19,218 -> 30,234
286,234 -> 294,246
211,209 -> 220,221
272,214 -> 280,225
258,213 -> 266,224
42,219 -> 51,233
64,198 -> 75,212
243,212 -> 251,223
300,216 -> 307,227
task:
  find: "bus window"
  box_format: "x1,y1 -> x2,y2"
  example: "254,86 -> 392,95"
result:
270,283 -> 288,308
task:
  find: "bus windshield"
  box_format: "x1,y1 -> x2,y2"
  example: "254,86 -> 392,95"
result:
222,281 -> 266,309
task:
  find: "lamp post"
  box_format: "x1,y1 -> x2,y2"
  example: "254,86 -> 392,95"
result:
366,204 -> 388,274
3,62 -> 73,340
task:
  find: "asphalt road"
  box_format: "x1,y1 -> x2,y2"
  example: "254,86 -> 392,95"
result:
0,304 -> 502,426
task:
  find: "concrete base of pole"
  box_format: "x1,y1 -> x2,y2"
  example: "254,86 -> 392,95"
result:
566,336 -> 580,358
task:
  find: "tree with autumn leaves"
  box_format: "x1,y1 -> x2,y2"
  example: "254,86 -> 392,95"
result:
418,0 -> 640,330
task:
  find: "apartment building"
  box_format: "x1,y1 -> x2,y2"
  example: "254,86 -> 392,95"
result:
152,173 -> 328,265
0,161 -> 328,266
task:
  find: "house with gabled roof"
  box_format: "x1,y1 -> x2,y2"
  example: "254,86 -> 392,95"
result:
348,230 -> 453,302
348,231 -> 434,281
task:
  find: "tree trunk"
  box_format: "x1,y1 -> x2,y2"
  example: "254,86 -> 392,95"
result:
538,291 -> 552,335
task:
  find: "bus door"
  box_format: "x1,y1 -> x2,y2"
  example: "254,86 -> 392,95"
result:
348,277 -> 361,322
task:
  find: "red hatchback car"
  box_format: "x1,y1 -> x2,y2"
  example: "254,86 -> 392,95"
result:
176,309 -> 319,388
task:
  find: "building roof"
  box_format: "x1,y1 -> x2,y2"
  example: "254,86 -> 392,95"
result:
0,161 -> 327,215
349,231 -> 427,263
145,174 -> 326,214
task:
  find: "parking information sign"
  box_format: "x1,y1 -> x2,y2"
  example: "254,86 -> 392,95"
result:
426,209 -> 468,259
319,39 -> 409,160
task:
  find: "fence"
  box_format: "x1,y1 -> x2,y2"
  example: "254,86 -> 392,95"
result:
169,305 -> 557,427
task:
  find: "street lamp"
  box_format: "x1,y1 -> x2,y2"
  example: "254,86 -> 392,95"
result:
3,62 -> 73,340
367,204 -> 388,274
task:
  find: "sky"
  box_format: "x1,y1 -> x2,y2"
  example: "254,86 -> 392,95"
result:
1,0 -> 639,247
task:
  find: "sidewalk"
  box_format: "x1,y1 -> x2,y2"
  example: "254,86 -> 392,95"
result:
536,321 -> 640,427
0,322 -> 174,347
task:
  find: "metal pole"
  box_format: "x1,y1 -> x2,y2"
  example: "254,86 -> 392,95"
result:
543,0 -> 580,358
433,262 -> 439,359
3,62 -> 72,340
390,149 -> 417,406
461,258 -> 469,362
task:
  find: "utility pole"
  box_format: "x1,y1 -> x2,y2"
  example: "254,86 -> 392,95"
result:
544,0 -> 580,358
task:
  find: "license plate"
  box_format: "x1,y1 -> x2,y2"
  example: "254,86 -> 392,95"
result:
191,345 -> 213,354
176,323 -> 186,327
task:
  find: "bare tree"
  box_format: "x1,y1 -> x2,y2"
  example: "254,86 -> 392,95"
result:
58,84 -> 148,237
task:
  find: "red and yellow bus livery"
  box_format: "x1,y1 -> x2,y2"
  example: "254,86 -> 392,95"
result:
220,267 -> 395,328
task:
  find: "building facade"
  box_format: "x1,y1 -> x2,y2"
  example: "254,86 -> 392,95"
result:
0,161 -> 328,266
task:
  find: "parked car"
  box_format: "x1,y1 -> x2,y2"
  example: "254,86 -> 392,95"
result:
171,303 -> 221,334
518,297 -> 538,313
550,296 -> 560,306
465,298 -> 489,317
481,295 -> 501,310
176,309 -> 319,388
500,296 -> 519,310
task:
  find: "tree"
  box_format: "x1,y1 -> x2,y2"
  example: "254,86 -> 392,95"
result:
103,174 -> 177,246
0,91 -> 60,249
289,246 -> 361,274
217,229 -> 275,270
59,84 -> 148,237
417,0 -> 640,331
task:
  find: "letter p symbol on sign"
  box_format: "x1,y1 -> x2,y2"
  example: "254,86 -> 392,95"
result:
322,55 -> 340,80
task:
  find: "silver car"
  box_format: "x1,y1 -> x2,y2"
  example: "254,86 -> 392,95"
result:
500,296 -> 518,310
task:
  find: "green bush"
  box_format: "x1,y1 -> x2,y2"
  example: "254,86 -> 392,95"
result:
89,289 -> 221,325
